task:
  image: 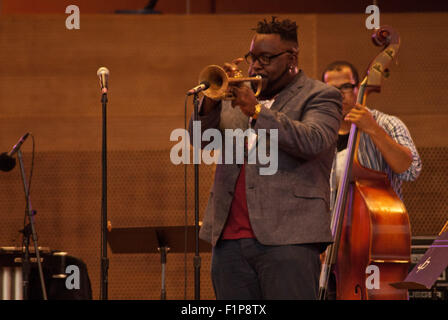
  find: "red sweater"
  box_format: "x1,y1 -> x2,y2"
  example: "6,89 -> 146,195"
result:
221,163 -> 256,239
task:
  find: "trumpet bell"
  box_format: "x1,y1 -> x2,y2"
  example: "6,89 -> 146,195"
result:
198,65 -> 229,100
198,64 -> 263,100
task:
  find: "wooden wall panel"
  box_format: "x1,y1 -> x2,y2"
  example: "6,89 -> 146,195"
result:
0,13 -> 447,300
0,14 -> 316,150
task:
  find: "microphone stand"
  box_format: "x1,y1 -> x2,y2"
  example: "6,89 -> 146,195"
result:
17,149 -> 47,300
100,92 -> 109,300
193,93 -> 201,300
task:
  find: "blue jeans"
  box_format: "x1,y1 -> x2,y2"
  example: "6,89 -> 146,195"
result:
211,238 -> 321,300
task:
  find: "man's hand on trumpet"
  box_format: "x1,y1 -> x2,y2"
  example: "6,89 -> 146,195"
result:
222,58 -> 244,78
230,86 -> 258,118
223,58 -> 259,118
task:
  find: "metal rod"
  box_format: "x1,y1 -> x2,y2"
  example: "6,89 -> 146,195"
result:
193,93 -> 201,300
100,93 -> 109,300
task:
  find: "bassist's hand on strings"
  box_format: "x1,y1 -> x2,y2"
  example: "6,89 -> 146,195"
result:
345,103 -> 413,174
344,103 -> 379,136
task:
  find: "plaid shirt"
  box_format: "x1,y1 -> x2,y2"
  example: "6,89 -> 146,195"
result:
330,108 -> 422,210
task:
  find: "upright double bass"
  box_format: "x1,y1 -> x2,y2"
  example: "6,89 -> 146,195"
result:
319,26 -> 411,300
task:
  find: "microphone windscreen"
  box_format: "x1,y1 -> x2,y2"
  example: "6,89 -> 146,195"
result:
201,81 -> 210,89
97,67 -> 110,76
0,152 -> 16,172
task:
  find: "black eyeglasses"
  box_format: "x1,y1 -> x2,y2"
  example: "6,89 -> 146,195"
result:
244,51 -> 292,65
334,83 -> 357,93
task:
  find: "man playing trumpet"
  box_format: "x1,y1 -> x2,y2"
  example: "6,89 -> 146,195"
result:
190,16 -> 342,300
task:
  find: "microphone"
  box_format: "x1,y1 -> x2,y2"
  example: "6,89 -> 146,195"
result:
0,153 -> 16,172
0,132 -> 30,172
8,132 -> 30,157
187,81 -> 210,96
97,67 -> 110,94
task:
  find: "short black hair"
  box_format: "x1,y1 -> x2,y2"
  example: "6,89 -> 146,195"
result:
321,61 -> 360,86
254,16 -> 298,46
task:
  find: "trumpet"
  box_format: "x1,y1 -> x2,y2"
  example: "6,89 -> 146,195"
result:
198,65 -> 263,100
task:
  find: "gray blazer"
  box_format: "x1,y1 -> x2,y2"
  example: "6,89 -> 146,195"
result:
190,70 -> 342,247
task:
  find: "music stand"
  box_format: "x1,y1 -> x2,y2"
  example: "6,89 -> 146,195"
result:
391,221 -> 448,293
107,225 -> 211,299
